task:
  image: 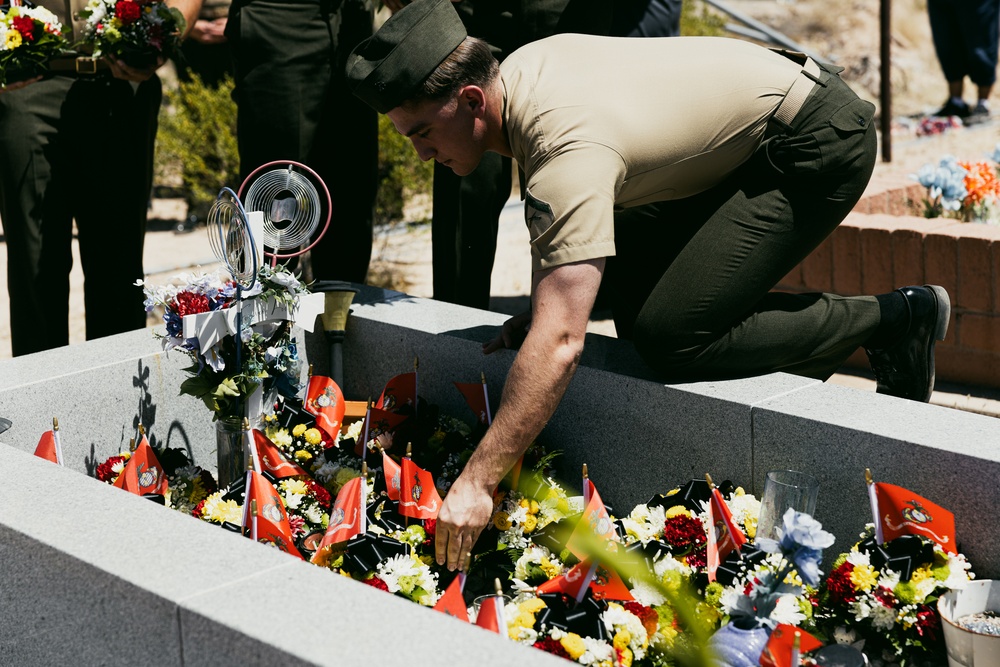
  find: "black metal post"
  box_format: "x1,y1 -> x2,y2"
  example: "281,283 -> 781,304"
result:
881,0 -> 892,162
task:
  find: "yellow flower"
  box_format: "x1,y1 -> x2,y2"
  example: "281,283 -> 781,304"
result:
613,630 -> 632,651
618,647 -> 633,667
850,563 -> 878,592
294,449 -> 313,462
493,511 -> 512,531
910,566 -> 932,584
280,478 -> 308,495
523,514 -> 538,532
513,611 -> 535,629
733,486 -> 746,496
665,505 -> 690,519
292,423 -> 307,437
529,499 -> 540,514
304,428 -> 323,445
520,499 -> 531,509
540,557 -> 562,580
521,598 -> 547,614
559,633 -> 587,660
744,516 -> 757,540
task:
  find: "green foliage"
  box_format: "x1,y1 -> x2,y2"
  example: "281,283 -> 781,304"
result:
156,73 -> 241,210
377,113 -> 433,225
680,0 -> 726,37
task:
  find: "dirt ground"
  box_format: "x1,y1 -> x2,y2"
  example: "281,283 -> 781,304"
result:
1,0 -> 999,413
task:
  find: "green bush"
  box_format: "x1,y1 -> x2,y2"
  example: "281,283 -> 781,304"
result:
377,113 -> 433,225
680,0 -> 726,36
156,73 -> 241,211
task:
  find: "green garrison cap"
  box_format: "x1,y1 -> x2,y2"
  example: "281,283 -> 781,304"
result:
346,0 -> 468,113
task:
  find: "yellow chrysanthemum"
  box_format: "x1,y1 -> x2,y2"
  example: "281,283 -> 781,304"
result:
493,511 -> 512,531
744,517 -> 757,540
665,505 -> 690,519
280,478 -> 308,495
520,499 -> 531,509
521,597 -> 547,614
529,499 -> 540,514
540,557 -> 562,580
850,563 -> 878,591
292,423 -> 307,437
619,647 -> 634,667
910,566 -> 932,584
304,428 -> 323,445
523,514 -> 538,533
294,449 -> 313,462
559,633 -> 587,660
513,611 -> 535,629
613,630 -> 632,651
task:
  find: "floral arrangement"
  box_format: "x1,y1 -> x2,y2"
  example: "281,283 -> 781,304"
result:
0,2 -> 67,85
914,148 -> 1000,223
90,380 -> 979,666
138,265 -> 308,422
76,0 -> 185,68
811,527 -> 974,665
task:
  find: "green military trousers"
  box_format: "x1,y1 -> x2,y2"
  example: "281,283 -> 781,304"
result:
610,64 -> 881,382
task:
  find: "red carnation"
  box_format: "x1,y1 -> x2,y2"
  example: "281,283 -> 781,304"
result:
363,576 -> 390,592
532,638 -> 570,659
624,601 -> 658,636
825,562 -> 857,605
96,455 -> 127,483
115,1 -> 141,25
686,546 -> 707,569
915,605 -> 940,641
12,16 -> 37,42
873,586 -> 896,608
174,291 -> 211,317
307,480 -> 332,509
192,499 -> 206,519
663,514 -> 707,551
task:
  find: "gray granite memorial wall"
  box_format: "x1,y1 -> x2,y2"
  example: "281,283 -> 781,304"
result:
1,284 -> 998,664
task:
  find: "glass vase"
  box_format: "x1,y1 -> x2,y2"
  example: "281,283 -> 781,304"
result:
215,416 -> 245,489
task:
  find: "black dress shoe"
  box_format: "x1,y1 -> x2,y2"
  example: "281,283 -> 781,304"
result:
864,285 -> 951,403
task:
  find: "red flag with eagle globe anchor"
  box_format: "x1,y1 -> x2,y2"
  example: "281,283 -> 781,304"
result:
433,573 -> 469,622
565,483 -> 616,559
453,381 -> 490,425
243,470 -> 304,560
382,450 -> 402,502
310,475 -> 365,564
759,624 -> 823,667
375,372 -> 417,411
354,407 -> 409,457
707,486 -> 748,582
113,434 -> 168,496
304,374 -> 346,440
874,482 -> 957,553
399,457 -> 442,520
33,429 -> 63,465
253,429 -> 308,479
474,595 -> 506,635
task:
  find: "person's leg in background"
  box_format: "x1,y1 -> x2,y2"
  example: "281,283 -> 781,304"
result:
0,77 -> 76,355
928,0 -> 972,117
959,0 -> 999,123
70,77 -> 162,341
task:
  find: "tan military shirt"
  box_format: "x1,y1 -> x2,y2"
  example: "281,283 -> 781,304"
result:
500,35 -> 804,272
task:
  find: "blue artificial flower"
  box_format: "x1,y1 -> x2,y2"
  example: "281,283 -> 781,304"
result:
914,156 -> 968,212
757,509 -> 835,587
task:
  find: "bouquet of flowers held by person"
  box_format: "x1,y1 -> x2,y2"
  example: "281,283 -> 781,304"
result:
0,1 -> 68,85
76,0 -> 184,68
137,264 -> 308,422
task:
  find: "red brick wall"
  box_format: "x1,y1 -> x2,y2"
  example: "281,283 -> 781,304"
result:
776,177 -> 1000,388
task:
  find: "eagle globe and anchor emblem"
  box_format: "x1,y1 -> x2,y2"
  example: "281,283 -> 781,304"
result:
411,473 -> 422,501
311,386 -> 339,410
902,500 -> 933,525
137,463 -> 159,490
330,507 -> 346,526
262,495 -> 286,523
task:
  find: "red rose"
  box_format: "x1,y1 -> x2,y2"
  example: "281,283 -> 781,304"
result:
12,16 -> 37,42
363,576 -> 390,592
115,1 -> 142,24
532,638 -> 570,659
174,291 -> 211,317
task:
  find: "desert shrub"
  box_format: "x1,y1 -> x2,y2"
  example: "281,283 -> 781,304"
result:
377,113 -> 433,225
156,73 -> 241,210
681,0 -> 726,36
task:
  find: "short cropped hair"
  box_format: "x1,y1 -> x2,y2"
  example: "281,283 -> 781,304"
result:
406,36 -> 499,107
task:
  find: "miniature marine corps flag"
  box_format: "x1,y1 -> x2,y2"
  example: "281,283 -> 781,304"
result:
243,469 -> 304,560
114,433 -> 169,496
433,573 -> 469,622
399,457 -> 443,520
590,562 -> 634,602
474,579 -> 507,636
453,379 -> 491,426
304,374 -> 346,440
759,624 -> 823,667
872,480 -> 957,553
355,406 -> 408,457
566,481 -> 616,559
375,372 -> 417,412
537,560 -> 599,603
253,429 -> 308,479
706,476 -> 748,582
382,450 -> 402,501
33,418 -> 63,465
310,474 -> 366,564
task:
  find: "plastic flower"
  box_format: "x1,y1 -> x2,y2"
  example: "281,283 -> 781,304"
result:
758,508 -> 834,587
